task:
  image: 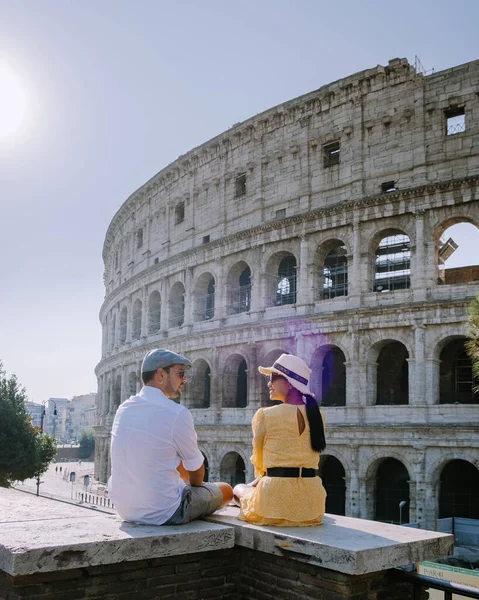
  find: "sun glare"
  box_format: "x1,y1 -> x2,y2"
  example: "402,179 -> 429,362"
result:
0,61 -> 29,141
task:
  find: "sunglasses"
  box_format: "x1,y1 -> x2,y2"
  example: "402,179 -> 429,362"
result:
270,373 -> 286,383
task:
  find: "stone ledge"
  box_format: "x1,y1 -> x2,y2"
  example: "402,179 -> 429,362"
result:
206,507 -> 454,575
0,488 -> 454,579
0,488 -> 234,576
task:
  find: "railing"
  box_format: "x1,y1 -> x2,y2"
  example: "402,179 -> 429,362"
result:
76,491 -> 115,509
392,569 -> 479,600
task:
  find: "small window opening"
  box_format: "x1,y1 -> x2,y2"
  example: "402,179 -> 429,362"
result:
175,202 -> 185,225
276,208 -> 286,219
445,107 -> 465,135
154,257 -> 159,264
235,173 -> 246,197
323,141 -> 340,168
202,235 -> 210,244
381,181 -> 397,193
136,228 -> 143,248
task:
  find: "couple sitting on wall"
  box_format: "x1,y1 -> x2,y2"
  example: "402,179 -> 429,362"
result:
108,348 -> 327,527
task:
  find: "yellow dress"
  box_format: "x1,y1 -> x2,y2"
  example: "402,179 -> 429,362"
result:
239,403 -> 327,526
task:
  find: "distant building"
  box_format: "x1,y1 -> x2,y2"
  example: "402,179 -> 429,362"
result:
69,393 -> 97,440
24,401 -> 43,428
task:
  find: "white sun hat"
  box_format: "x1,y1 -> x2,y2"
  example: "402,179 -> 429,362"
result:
258,353 -> 313,396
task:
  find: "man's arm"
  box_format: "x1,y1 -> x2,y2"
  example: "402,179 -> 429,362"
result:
187,463 -> 205,486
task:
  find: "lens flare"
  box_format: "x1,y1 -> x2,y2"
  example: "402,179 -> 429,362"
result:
0,61 -> 29,141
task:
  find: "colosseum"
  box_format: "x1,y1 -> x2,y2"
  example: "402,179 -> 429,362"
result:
95,57 -> 479,530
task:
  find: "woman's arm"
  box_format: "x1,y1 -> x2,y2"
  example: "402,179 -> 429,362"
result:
251,409 -> 267,478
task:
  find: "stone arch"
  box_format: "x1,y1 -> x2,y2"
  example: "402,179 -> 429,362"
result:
259,349 -> 285,407
127,371 -> 137,397
438,337 -> 478,404
110,313 -> 116,350
319,455 -> 346,515
365,338 -> 411,406
315,238 -> 349,300
439,459 -> 479,519
132,299 -> 142,340
119,306 -> 128,344
226,261 -> 252,315
222,353 -> 248,407
194,272 -> 216,322
376,341 -> 409,405
366,457 -> 411,524
220,451 -> 246,487
169,281 -> 185,327
265,250 -> 297,306
112,374 -> 121,411
310,344 -> 348,405
434,216 -> 479,285
370,228 -> 411,293
198,447 -> 210,482
185,359 -> 211,408
148,290 -> 162,334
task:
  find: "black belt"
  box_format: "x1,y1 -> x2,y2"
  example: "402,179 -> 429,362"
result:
266,467 -> 318,478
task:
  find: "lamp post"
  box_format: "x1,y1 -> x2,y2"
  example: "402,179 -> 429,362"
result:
399,500 -> 407,525
36,399 -> 57,496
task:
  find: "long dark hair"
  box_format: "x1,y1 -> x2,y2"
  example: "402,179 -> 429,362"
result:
304,394 -> 326,452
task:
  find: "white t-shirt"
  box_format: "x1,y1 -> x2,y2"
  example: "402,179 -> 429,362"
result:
108,385 -> 204,525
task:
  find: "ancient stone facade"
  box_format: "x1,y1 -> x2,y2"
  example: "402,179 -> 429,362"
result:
95,58 -> 479,530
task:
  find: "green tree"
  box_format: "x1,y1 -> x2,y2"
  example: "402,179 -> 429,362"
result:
0,361 -> 57,488
78,431 -> 95,459
466,293 -> 479,390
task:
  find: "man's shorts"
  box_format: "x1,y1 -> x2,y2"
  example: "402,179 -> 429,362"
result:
164,484 -> 223,525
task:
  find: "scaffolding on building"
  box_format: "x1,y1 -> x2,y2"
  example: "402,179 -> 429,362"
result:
374,234 -> 411,292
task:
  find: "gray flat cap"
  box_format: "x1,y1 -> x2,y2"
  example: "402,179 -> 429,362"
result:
141,348 -> 192,373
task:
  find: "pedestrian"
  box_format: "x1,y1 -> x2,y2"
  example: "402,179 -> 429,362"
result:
234,353 -> 327,526
55,466 -> 58,473
108,348 -> 233,525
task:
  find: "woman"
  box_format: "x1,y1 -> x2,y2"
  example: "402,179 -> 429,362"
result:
235,353 -> 327,526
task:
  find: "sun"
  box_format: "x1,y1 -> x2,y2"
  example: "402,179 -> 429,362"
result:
0,61 -> 29,141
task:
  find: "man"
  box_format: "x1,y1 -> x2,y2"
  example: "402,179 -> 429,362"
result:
108,348 -> 233,525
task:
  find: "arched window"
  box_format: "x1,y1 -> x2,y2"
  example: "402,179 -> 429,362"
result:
110,314 -> 116,350
374,458 -> 410,524
440,339 -> 478,404
236,359 -> 247,408
374,233 -> 410,292
202,454 -> 209,482
194,273 -> 215,322
119,307 -> 127,344
113,375 -> 122,411
132,299 -> 142,340
148,291 -> 161,334
376,342 -> 409,405
319,456 -> 346,515
169,282 -> 185,327
276,256 -> 297,305
238,266 -> 251,312
321,347 -> 346,406
205,278 -> 215,320
227,262 -> 252,314
439,460 -> 479,519
127,371 -> 137,397
323,245 -> 348,299
187,360 -> 211,408
220,452 -> 246,487
223,355 -> 248,408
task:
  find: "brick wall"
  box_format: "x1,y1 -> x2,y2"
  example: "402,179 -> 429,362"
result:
0,547 -> 423,600
444,265 -> 479,284
0,550 -> 238,600
237,548 -> 420,600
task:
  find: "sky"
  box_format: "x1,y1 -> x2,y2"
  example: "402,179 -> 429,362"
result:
1,0 -> 478,404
